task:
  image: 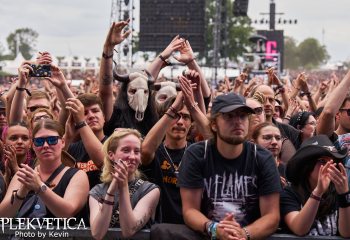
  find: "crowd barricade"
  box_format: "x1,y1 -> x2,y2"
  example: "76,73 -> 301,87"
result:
0,226 -> 345,240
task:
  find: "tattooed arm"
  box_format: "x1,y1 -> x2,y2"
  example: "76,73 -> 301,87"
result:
118,186 -> 160,238
99,20 -> 131,122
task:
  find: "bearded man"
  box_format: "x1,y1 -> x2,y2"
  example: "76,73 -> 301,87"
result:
178,93 -> 281,240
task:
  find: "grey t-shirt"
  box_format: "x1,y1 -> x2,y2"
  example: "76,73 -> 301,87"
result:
89,179 -> 159,227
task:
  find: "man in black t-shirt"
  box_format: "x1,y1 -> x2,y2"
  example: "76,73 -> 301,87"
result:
65,94 -> 106,189
178,93 -> 281,239
141,72 -> 210,224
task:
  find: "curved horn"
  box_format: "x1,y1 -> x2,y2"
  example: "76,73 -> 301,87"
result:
112,64 -> 130,83
143,69 -> 154,82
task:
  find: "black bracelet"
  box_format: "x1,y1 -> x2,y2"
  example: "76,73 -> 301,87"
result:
159,55 -> 172,66
165,112 -> 176,119
16,86 -> 31,96
102,52 -> 113,59
106,192 -> 115,197
74,121 -> 87,130
338,191 -> 350,208
11,190 -> 26,205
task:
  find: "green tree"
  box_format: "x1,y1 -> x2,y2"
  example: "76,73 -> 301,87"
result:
7,28 -> 38,59
297,38 -> 329,69
203,0 -> 254,64
284,36 -> 299,70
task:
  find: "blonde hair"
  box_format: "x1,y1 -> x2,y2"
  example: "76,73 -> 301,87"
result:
100,128 -> 142,183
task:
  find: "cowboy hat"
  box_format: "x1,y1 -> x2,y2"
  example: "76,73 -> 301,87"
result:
286,135 -> 347,185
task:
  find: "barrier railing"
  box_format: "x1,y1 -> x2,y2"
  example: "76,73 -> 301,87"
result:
0,226 -> 345,240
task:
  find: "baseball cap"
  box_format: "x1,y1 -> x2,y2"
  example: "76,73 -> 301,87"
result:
211,93 -> 254,116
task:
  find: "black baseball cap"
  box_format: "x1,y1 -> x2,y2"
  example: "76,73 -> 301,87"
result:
211,93 -> 254,117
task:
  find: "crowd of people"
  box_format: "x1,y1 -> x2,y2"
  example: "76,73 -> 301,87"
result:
0,19 -> 349,240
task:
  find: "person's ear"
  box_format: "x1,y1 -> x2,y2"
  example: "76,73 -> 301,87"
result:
211,121 -> 217,132
108,151 -> 114,160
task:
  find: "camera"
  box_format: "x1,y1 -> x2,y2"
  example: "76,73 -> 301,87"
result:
29,64 -> 51,77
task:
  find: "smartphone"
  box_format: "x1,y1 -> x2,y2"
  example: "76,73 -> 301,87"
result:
29,64 -> 51,77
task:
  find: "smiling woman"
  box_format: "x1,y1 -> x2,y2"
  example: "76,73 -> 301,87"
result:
89,128 -> 160,240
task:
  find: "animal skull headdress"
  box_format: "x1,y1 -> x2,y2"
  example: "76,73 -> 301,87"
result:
113,68 -> 153,121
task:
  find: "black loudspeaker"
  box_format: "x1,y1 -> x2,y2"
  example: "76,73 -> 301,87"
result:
233,0 -> 249,17
140,0 -> 205,52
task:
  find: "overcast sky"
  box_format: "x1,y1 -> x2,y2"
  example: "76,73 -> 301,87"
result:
0,0 -> 349,62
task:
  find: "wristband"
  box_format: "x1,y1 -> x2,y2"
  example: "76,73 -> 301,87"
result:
98,197 -> 114,206
210,222 -> 218,240
310,192 -> 322,201
16,86 -> 32,96
102,52 -> 113,59
159,55 -> 172,66
11,190 -> 26,205
169,106 -> 178,114
190,102 -> 198,111
338,191 -> 350,208
74,121 -> 87,130
243,227 -> 251,240
106,192 -> 115,197
185,58 -> 195,65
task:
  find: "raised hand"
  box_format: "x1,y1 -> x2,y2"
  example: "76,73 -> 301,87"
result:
36,52 -> 53,65
65,98 -> 85,123
17,61 -> 33,87
328,162 -> 349,194
173,39 -> 195,64
4,145 -> 18,173
44,65 -> 67,89
160,35 -> 184,59
178,75 -> 196,110
105,20 -> 131,48
111,159 -> 129,190
313,160 -> 332,197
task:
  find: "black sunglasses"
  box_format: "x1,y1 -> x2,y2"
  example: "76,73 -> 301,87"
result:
339,108 -> 350,116
33,136 -> 60,147
27,106 -> 49,113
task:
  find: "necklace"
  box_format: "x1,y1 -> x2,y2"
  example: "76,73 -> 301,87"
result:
162,142 -> 187,177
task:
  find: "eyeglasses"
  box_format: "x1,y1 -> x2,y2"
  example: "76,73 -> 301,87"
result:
305,121 -> 317,126
339,108 -> 350,116
33,115 -> 52,122
253,107 -> 263,115
261,134 -> 282,142
33,136 -> 61,147
27,105 -> 49,113
221,111 -> 250,121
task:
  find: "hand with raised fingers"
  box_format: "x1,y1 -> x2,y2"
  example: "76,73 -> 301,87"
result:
44,64 -> 67,89
17,164 -> 42,192
36,51 -> 53,65
111,159 -> 129,190
178,75 -> 196,110
173,39 -> 195,64
328,162 -> 349,194
4,145 -> 18,173
18,61 -> 34,87
105,20 -> 131,48
160,35 -> 184,59
65,98 -> 85,123
313,160 -> 332,197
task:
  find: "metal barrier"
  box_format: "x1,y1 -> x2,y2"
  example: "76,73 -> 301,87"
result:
0,226 -> 345,240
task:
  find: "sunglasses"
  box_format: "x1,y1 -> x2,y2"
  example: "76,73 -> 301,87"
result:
33,136 -> 60,147
339,108 -> 350,116
0,110 -> 6,116
253,107 -> 263,115
27,106 -> 49,113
